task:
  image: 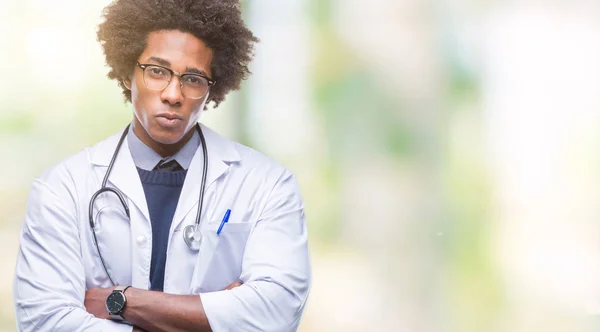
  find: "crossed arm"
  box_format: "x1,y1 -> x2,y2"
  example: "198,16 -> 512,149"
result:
14,172 -> 310,331
84,281 -> 241,332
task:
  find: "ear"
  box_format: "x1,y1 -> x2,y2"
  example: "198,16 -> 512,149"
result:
122,77 -> 132,90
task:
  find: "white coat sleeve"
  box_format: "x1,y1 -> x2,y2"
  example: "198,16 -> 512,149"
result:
200,172 -> 312,332
13,176 -> 133,332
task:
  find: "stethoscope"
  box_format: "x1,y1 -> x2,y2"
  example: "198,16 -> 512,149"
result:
88,123 -> 208,285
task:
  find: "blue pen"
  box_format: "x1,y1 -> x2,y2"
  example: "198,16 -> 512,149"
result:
216,209 -> 231,235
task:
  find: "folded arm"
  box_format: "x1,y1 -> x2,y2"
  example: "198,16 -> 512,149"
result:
200,172 -> 311,331
86,172 -> 311,332
14,177 -> 134,332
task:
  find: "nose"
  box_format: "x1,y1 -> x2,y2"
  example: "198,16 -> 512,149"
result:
160,76 -> 184,105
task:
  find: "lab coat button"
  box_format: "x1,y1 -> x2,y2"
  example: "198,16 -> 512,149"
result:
136,235 -> 148,247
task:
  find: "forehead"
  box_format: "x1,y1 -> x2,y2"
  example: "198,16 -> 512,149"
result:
140,30 -> 214,75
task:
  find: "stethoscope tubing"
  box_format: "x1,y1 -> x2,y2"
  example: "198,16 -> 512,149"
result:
88,123 -> 208,285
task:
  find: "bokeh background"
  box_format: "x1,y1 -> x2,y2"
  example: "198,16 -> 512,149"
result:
2,0 -> 600,331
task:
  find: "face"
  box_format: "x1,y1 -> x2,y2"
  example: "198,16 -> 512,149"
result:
126,30 -> 214,151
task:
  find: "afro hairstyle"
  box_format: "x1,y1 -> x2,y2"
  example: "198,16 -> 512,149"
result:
97,0 -> 259,108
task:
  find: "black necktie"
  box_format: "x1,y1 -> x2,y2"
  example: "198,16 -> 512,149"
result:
153,159 -> 184,172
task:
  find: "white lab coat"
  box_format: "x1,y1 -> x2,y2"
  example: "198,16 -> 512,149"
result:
13,124 -> 311,332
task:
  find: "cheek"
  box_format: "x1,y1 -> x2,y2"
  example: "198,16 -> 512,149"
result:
130,75 -> 141,98
130,75 -> 152,104
131,81 -> 142,111
130,78 -> 152,122
192,94 -> 210,114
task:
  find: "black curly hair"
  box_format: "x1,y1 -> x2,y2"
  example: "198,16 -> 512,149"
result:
97,0 -> 258,108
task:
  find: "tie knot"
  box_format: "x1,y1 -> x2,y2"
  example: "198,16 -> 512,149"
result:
153,159 -> 183,172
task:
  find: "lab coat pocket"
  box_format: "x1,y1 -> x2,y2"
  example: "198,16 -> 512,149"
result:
190,221 -> 253,293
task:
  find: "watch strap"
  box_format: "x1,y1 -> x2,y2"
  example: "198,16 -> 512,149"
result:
114,285 -> 130,293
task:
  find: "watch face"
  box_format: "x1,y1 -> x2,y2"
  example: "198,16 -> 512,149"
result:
106,291 -> 126,314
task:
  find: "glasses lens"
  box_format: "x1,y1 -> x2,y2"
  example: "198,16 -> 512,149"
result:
181,75 -> 209,99
143,65 -> 171,90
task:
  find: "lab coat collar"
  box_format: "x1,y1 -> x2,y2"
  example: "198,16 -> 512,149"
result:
170,123 -> 241,232
90,123 -> 240,167
89,123 -> 241,226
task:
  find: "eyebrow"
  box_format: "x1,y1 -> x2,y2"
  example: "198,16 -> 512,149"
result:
145,56 -> 209,76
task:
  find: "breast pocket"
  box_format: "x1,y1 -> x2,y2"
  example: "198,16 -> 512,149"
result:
190,221 -> 253,293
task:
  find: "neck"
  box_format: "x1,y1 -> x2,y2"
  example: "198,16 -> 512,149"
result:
132,120 -> 195,158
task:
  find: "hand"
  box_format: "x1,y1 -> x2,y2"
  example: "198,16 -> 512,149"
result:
84,287 -> 113,320
224,280 -> 242,290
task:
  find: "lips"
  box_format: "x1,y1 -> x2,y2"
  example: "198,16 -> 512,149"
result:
156,112 -> 182,120
155,113 -> 183,128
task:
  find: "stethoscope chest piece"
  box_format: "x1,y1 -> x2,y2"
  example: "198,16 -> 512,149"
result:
183,224 -> 203,250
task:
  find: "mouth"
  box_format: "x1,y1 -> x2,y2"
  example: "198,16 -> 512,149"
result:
156,112 -> 183,121
155,113 -> 183,128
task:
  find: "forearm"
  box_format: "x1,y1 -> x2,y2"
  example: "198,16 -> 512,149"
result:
15,301 -> 132,332
118,280 -> 305,332
122,288 -> 211,332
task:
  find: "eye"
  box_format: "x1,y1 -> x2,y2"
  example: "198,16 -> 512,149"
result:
183,75 -> 207,87
147,66 -> 169,78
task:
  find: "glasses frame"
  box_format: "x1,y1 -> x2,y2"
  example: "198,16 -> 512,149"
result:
136,62 -> 216,99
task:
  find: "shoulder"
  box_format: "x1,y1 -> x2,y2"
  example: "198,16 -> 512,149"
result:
34,131 -> 122,192
235,142 -> 289,175
203,125 -> 293,181
201,124 -> 300,199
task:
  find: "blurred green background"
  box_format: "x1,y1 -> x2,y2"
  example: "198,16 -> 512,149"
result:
2,0 -> 600,331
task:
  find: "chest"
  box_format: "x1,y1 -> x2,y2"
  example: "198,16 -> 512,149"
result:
79,168 -> 264,294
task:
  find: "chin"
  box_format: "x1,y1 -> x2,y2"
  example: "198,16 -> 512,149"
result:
149,128 -> 186,145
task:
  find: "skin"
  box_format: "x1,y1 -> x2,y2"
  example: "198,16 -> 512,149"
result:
85,281 -> 241,332
125,29 -> 214,157
84,30 -> 234,332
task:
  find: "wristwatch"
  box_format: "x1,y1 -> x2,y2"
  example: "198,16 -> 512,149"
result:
105,285 -> 131,321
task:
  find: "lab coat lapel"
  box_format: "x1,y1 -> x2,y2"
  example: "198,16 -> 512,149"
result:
170,124 -> 239,233
91,130 -> 150,222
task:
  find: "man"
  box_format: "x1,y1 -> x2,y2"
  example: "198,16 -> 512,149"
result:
13,1 -> 311,331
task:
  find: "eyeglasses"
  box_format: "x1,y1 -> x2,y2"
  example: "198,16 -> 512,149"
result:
136,62 -> 216,99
